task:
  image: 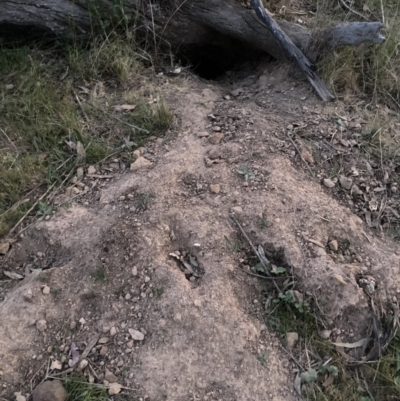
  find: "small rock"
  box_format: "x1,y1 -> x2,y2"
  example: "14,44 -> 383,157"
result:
50,360 -> 62,371
208,149 -> 221,160
118,195 -> 126,201
76,167 -> 84,179
319,330 -> 332,339
210,184 -> 221,194
70,321 -> 77,330
87,165 -> 96,175
32,380 -> 67,401
287,124 -> 294,131
301,148 -> 314,164
132,266 -> 138,276
100,346 -> 108,356
105,369 -> 118,383
323,178 -> 335,188
42,285 -> 50,295
144,276 -> 150,283
36,319 -> 47,332
14,392 -> 26,401
127,340 -> 134,348
197,132 -> 209,137
108,383 -> 122,396
78,359 -> 88,371
212,126 -> 221,132
351,184 -> 363,196
194,299 -> 202,308
328,240 -> 339,251
209,133 -> 225,145
285,332 -> 299,349
339,175 -> 352,190
79,317 -> 86,326
98,337 -> 109,344
130,157 -> 152,171
110,327 -> 117,336
128,328 -> 145,341
23,289 -> 33,302
231,206 -> 243,215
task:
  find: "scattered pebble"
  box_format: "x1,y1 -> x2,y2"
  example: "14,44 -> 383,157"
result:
208,149 -> 222,160
194,299 -> 202,308
285,332 -> 299,349
339,175 -> 352,190
87,165 -> 96,175
210,184 -> 221,194
100,346 -> 109,356
110,327 -> 117,336
36,319 -> 47,332
98,337 -> 109,344
108,383 -> 122,396
42,285 -> 50,295
50,360 -> 62,371
130,157 -> 152,171
105,369 -> 118,383
231,206 -> 243,215
323,178 -> 335,188
328,240 -> 339,251
128,328 -> 145,341
209,133 -> 224,144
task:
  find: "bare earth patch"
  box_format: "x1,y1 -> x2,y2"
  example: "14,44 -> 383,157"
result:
1,65 -> 399,399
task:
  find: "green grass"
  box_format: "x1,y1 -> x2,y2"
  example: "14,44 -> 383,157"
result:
0,32 -> 173,239
64,376 -> 108,401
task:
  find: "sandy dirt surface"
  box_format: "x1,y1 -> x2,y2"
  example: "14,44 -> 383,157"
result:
1,62 -> 399,400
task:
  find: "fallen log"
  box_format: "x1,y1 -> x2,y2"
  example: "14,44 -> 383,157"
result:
1,0 -> 385,99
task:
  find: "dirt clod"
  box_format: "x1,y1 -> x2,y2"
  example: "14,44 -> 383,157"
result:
32,380 -> 67,401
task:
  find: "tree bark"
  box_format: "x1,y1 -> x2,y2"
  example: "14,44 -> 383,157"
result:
1,0 -> 385,97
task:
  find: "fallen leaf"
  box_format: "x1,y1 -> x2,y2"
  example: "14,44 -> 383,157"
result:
322,374 -> 335,388
307,238 -> 325,248
332,274 -> 347,285
113,104 -> 137,111
3,270 -> 24,280
332,338 -> 367,348
0,241 -> 11,255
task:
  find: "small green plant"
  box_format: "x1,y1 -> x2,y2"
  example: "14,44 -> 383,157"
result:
237,165 -> 255,181
274,290 -> 309,313
91,267 -> 108,283
36,202 -> 53,221
224,235 -> 242,253
257,350 -> 269,367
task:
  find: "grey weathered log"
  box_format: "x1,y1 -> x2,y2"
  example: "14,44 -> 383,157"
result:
250,0 -> 334,101
1,1 -> 385,83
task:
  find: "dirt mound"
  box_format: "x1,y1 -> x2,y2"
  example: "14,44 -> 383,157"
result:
1,66 -> 399,399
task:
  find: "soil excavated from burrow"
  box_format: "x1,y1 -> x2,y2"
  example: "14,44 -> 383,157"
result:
1,63 -> 400,400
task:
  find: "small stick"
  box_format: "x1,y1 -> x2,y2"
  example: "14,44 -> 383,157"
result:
239,266 -> 292,280
87,174 -> 115,179
87,101 -> 148,135
230,213 -> 282,292
9,182 -> 57,234
286,132 -> 314,176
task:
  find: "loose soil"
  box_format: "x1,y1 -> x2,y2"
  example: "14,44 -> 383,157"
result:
1,61 -> 400,400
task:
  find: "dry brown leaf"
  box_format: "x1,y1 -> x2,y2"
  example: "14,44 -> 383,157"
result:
322,374 -> 334,388
0,241 -> 10,255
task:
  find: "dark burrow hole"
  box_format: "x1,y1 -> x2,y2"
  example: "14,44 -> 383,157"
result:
176,32 -> 270,81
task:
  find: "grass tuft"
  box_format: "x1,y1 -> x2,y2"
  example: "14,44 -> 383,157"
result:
0,31 -> 173,239
64,376 -> 108,401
